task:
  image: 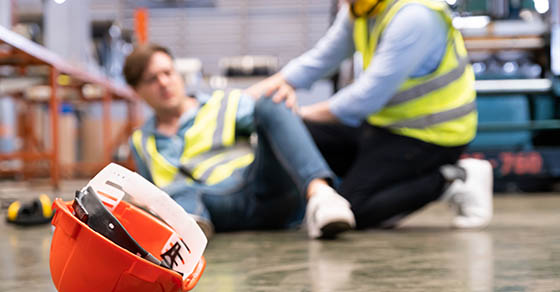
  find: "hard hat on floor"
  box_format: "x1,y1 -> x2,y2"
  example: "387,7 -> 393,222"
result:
49,163 -> 207,292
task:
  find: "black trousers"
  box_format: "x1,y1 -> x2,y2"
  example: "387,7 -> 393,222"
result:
305,121 -> 466,229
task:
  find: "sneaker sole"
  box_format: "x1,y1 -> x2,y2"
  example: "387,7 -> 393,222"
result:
453,215 -> 491,229
318,221 -> 352,239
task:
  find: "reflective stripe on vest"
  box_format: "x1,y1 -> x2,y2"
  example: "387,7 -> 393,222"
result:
132,130 -> 178,187
132,89 -> 254,187
353,0 -> 477,146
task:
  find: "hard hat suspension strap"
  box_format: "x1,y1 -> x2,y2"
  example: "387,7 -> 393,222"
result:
73,187 -> 170,270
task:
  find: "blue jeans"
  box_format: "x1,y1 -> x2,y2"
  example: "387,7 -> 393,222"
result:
169,98 -> 334,232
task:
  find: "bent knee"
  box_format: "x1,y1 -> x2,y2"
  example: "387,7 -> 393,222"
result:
254,98 -> 292,125
255,97 -> 280,115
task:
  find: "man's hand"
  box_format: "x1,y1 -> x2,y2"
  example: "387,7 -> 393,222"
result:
299,102 -> 340,123
245,73 -> 298,109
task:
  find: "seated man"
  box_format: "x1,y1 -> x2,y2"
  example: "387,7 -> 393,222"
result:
123,43 -> 355,239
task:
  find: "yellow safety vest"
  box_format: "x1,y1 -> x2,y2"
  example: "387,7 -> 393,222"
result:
353,0 -> 477,146
132,89 -> 255,187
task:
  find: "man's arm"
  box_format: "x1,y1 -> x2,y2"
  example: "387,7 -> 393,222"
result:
246,5 -> 355,106
281,6 -> 355,89
299,101 -> 340,123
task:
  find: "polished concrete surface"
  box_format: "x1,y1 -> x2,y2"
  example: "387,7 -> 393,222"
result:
1,180 -> 559,291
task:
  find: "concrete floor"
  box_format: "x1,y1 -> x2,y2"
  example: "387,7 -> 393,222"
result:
1,180 -> 559,291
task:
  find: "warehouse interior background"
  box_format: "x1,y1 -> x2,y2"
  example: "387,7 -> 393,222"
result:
1,1 -> 560,292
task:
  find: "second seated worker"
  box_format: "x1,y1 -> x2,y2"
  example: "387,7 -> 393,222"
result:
248,0 -> 493,230
123,43 -> 355,240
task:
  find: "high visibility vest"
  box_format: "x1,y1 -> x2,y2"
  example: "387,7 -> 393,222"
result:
353,0 -> 477,146
132,89 -> 255,188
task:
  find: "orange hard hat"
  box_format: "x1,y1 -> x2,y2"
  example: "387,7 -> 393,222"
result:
49,193 -> 205,292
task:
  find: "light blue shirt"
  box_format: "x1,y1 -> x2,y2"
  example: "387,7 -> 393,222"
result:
281,3 -> 449,127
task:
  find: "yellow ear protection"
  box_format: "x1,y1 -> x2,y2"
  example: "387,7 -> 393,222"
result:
351,0 -> 386,17
6,194 -> 53,226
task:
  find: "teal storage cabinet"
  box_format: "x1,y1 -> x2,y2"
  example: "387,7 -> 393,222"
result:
469,95 -> 532,150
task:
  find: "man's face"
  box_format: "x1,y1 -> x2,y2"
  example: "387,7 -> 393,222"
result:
135,51 -> 186,115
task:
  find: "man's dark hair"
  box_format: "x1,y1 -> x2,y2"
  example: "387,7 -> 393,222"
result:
122,43 -> 173,88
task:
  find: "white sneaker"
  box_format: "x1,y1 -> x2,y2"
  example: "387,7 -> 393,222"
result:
442,158 -> 493,229
305,185 -> 356,239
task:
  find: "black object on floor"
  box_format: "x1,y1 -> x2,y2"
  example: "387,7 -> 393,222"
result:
6,194 -> 53,226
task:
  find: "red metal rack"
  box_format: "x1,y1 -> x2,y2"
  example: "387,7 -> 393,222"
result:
0,25 -> 140,189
